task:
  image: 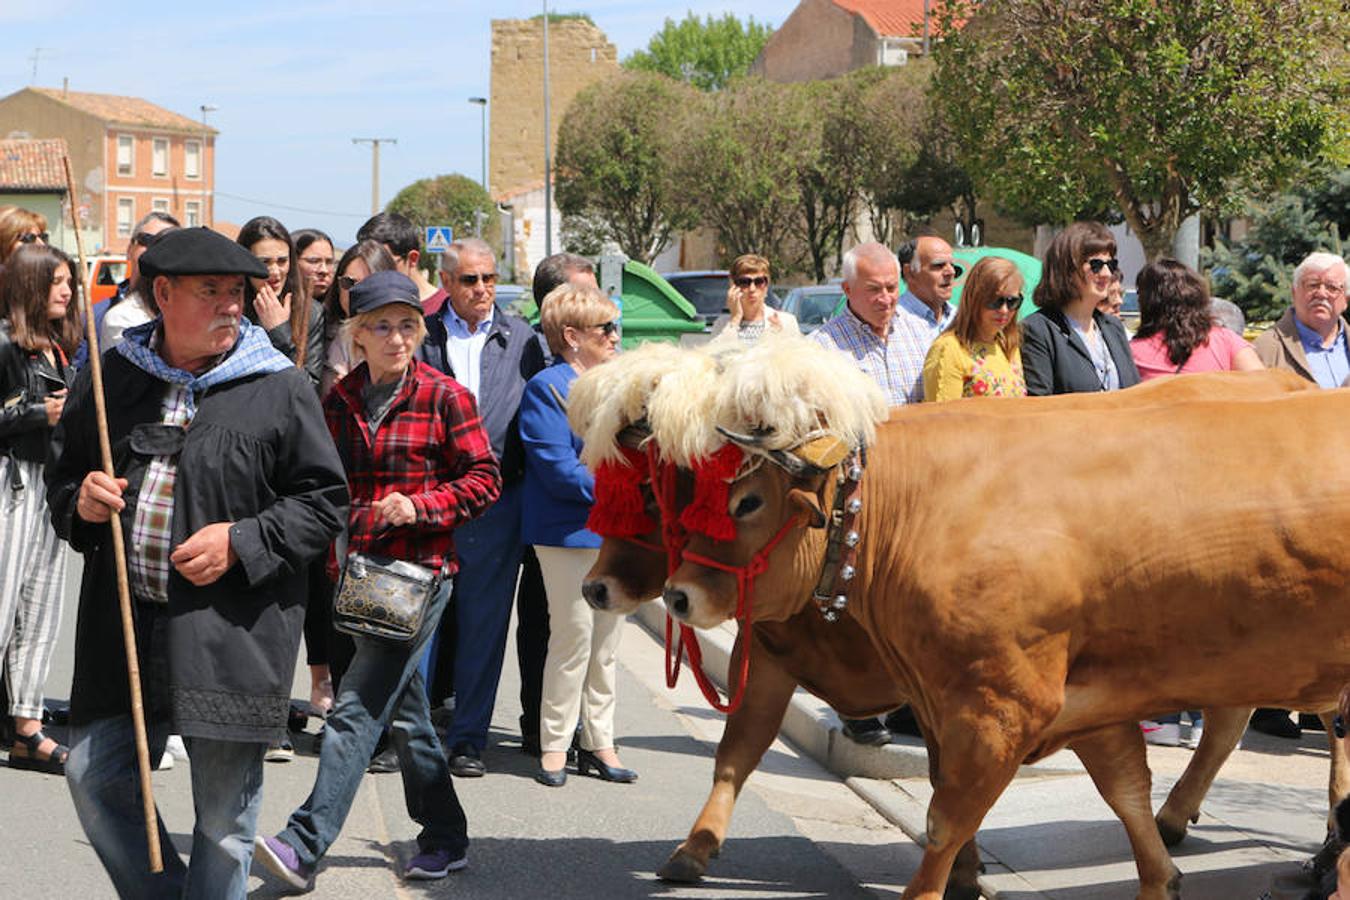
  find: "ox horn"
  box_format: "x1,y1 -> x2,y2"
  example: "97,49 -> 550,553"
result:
716,425 -> 826,479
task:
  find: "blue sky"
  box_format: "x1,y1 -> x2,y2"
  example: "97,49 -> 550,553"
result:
1,1 -> 784,244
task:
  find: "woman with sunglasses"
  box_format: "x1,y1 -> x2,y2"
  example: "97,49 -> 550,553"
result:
237,216 -> 325,389
710,254 -> 798,344
320,240 -> 397,398
922,256 -> 1027,401
521,284 -> 634,787
0,244 -> 79,774
1021,221 -> 1140,395
0,207 -> 48,277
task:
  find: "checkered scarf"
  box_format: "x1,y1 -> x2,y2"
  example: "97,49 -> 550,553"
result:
116,317 -> 292,414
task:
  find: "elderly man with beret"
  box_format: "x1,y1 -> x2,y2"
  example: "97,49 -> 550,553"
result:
45,227 -> 349,899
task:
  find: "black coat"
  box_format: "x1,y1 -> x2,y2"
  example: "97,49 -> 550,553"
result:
1021,307 -> 1141,396
45,352 -> 349,741
419,308 -> 545,484
0,320 -> 71,467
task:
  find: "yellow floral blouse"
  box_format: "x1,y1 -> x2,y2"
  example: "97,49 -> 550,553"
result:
922,332 -> 1027,402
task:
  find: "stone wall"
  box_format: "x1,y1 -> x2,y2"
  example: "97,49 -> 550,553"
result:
489,17 -> 617,199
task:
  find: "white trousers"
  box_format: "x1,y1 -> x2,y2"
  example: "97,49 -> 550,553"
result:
535,545 -> 624,753
0,457 -> 68,719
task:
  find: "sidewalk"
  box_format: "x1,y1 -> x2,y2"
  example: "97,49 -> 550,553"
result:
632,599 -> 1334,899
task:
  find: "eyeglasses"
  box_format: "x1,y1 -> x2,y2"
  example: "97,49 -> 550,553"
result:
1302,279 -> 1347,296
300,256 -> 334,270
984,295 -> 1023,311
457,272 -> 498,286
17,232 -> 48,245
361,320 -> 420,339
590,320 -> 620,336
733,276 -> 768,288
1086,257 -> 1120,274
254,255 -> 288,269
337,275 -> 360,291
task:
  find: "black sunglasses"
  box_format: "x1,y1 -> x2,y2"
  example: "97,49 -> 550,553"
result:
591,320 -> 620,336
337,275 -> 359,291
1087,257 -> 1120,274
457,273 -> 498,286
984,295 -> 1023,311
17,232 -> 49,244
733,276 -> 768,288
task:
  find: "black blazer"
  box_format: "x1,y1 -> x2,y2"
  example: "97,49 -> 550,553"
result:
1021,308 -> 1140,396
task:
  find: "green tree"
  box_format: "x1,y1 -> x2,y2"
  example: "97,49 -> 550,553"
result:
555,71 -> 701,264
792,75 -> 869,280
677,78 -> 808,275
624,13 -> 773,91
934,0 -> 1347,260
384,174 -> 499,274
1204,168 -> 1349,322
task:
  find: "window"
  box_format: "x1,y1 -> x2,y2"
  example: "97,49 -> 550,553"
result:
185,201 -> 200,227
879,40 -> 908,67
116,135 -> 134,176
152,138 -> 169,177
185,140 -> 201,179
152,197 -> 169,214
116,198 -> 135,237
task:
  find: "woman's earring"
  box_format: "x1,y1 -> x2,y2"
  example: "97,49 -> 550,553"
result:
569,343 -> 578,352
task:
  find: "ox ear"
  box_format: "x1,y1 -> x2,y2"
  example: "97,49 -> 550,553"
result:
787,487 -> 827,529
794,434 -> 851,469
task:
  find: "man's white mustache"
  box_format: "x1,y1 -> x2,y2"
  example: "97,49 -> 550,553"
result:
209,317 -> 240,331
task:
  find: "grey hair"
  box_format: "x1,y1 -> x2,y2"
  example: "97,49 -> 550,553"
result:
842,241 -> 900,284
132,210 -> 180,239
1292,251 -> 1349,288
439,237 -> 497,274
1209,297 -> 1246,336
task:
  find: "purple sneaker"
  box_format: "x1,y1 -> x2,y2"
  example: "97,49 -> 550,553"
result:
253,835 -> 314,892
404,847 -> 467,880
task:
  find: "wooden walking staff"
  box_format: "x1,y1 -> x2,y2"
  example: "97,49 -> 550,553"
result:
61,156 -> 164,873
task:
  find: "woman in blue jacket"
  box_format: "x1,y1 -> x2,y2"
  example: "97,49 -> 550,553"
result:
519,283 -> 632,787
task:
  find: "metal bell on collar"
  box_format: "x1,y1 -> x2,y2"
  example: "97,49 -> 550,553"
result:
846,498 -> 862,515
844,530 -> 860,548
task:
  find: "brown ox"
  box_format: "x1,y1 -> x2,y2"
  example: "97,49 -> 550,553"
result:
579,366 -> 1343,893
657,376 -> 1350,899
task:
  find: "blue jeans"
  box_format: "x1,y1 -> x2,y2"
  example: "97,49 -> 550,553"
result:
66,715 -> 266,900
279,579 -> 466,867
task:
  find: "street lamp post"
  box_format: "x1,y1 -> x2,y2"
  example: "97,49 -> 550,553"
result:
468,97 -> 487,191
200,104 -> 217,228
542,0 -> 553,258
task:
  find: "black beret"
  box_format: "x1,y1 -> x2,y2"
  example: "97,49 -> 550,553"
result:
348,270 -> 422,316
139,227 -> 269,280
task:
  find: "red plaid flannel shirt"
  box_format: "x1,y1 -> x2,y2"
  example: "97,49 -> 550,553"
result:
324,359 -> 501,577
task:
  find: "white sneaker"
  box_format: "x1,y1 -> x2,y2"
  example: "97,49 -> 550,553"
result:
1183,724 -> 1204,749
165,734 -> 189,761
1141,720 -> 1181,747
155,751 -> 174,770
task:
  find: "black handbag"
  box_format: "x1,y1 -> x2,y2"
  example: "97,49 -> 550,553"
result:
332,552 -> 440,643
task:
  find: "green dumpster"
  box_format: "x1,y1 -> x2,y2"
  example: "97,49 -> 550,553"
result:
618,260 -> 704,349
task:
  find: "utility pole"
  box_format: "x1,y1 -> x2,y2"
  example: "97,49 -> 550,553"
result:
542,1 -> 553,258
468,97 -> 488,191
200,104 -> 218,228
352,137 -> 396,215
923,0 -> 931,56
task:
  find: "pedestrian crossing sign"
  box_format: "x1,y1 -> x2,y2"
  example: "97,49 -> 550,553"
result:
425,226 -> 454,254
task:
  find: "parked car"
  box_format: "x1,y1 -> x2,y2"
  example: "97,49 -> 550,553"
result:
663,270 -> 730,330
778,285 -> 847,334
494,283 -> 532,319
87,255 -> 127,307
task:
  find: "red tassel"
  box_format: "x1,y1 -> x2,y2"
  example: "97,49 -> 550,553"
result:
587,446 -> 654,537
680,444 -> 743,541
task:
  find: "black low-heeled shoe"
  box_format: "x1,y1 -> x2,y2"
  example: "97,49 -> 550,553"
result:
576,748 -> 637,783
534,767 -> 567,787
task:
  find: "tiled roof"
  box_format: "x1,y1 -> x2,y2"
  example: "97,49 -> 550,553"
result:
0,138 -> 69,191
830,0 -> 928,38
26,88 -> 216,134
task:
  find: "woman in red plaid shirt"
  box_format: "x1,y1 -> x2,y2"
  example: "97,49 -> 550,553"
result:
256,271 -> 501,890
